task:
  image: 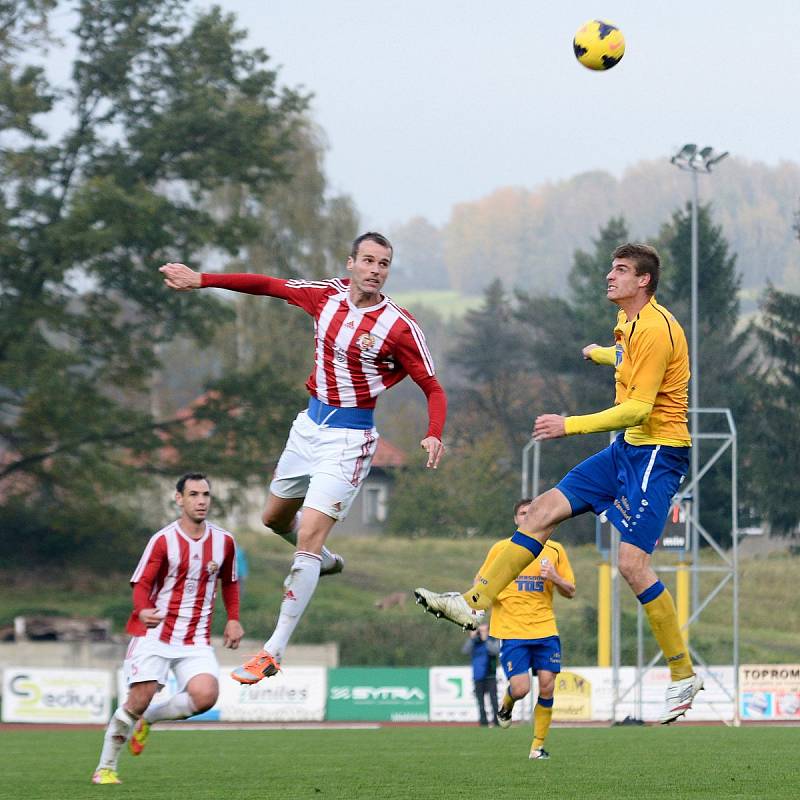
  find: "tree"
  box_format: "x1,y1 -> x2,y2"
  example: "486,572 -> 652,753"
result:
427,160 -> 800,298
748,287 -> 800,535
0,1 -> 317,566
656,202 -> 753,545
178,118 -> 359,400
386,430 -> 518,538
517,217 -> 629,403
446,279 -> 538,459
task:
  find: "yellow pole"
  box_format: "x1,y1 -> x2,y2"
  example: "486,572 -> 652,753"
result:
597,561 -> 611,666
676,562 -> 690,646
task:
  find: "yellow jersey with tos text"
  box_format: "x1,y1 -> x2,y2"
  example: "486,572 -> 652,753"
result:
611,297 -> 691,447
480,539 -> 574,641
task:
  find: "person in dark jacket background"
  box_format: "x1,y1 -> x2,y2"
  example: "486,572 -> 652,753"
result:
462,622 -> 501,726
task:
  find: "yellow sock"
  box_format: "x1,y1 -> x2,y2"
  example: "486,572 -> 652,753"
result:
642,586 -> 694,680
463,538 -> 538,610
532,699 -> 553,750
501,691 -> 514,715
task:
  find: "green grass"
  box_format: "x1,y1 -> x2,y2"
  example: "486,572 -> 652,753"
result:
2,537 -> 799,667
2,725 -> 798,799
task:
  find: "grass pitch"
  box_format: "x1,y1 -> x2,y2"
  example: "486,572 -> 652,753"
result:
2,724 -> 797,800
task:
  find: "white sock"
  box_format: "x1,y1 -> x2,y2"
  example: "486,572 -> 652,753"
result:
270,514 -> 338,572
264,551 -> 322,662
143,691 -> 196,723
97,706 -> 136,770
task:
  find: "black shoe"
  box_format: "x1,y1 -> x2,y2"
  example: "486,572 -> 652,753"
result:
497,706 -> 513,729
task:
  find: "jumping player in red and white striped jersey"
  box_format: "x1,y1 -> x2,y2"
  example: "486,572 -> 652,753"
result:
160,232 -> 446,685
92,473 -> 243,785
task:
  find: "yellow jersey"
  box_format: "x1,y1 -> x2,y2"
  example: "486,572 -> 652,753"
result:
479,538 -> 574,640
611,296 -> 691,447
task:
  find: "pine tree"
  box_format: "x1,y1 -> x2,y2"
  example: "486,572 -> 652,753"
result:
447,279 -> 534,458
656,202 -> 753,545
749,287 -> 800,534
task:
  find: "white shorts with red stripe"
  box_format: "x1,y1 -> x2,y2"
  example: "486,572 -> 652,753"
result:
124,636 -> 219,690
270,410 -> 379,521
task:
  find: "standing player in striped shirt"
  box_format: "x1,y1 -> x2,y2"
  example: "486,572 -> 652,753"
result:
160,232 -> 446,684
91,473 -> 243,785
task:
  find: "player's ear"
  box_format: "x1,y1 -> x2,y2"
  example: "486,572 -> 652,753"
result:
345,257 -> 354,273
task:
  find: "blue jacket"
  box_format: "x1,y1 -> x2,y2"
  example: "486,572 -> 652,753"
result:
463,636 -> 500,681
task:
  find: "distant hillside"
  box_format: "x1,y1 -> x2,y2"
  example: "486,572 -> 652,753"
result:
390,290 -> 482,320
389,158 -> 800,300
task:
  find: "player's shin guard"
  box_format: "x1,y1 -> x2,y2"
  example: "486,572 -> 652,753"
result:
264,551 -> 322,662
532,696 -> 554,750
463,533 -> 541,610
98,706 -> 137,770
639,581 -> 694,681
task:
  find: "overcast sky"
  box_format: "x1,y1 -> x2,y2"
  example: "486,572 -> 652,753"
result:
46,1 -> 800,230
217,0 -> 799,230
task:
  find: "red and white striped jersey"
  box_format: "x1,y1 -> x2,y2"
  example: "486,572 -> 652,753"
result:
285,277 -> 436,407
202,274 -> 437,408
127,521 -> 237,646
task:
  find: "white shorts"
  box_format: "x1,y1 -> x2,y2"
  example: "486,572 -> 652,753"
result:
270,410 -> 379,521
123,636 -> 219,691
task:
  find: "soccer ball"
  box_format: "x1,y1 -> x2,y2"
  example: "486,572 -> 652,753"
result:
573,19 -> 625,71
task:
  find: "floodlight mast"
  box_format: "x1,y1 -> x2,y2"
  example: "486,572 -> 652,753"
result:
669,144 -> 728,613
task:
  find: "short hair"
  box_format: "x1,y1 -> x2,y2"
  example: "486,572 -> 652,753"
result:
612,242 -> 661,295
176,472 -> 210,494
350,231 -> 393,261
514,498 -> 533,517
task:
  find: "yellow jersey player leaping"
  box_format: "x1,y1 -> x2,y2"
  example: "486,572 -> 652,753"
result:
484,498 -> 575,760
416,242 -> 703,724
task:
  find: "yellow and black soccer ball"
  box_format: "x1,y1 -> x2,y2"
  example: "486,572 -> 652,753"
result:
573,19 -> 625,71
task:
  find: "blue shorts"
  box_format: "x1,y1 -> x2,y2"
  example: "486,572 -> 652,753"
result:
500,636 -> 561,679
556,433 -> 690,554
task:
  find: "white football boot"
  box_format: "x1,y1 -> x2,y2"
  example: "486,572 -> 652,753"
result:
660,673 -> 704,724
413,588 -> 485,631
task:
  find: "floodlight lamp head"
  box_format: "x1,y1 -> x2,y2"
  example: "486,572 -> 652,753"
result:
706,150 -> 729,170
670,143 -> 699,170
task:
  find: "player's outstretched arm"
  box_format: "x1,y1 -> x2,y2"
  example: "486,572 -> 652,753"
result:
160,262 -> 201,291
534,398 -> 652,440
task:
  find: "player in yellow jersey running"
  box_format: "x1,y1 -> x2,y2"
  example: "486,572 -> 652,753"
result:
416,243 -> 702,724
484,498 -> 575,759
